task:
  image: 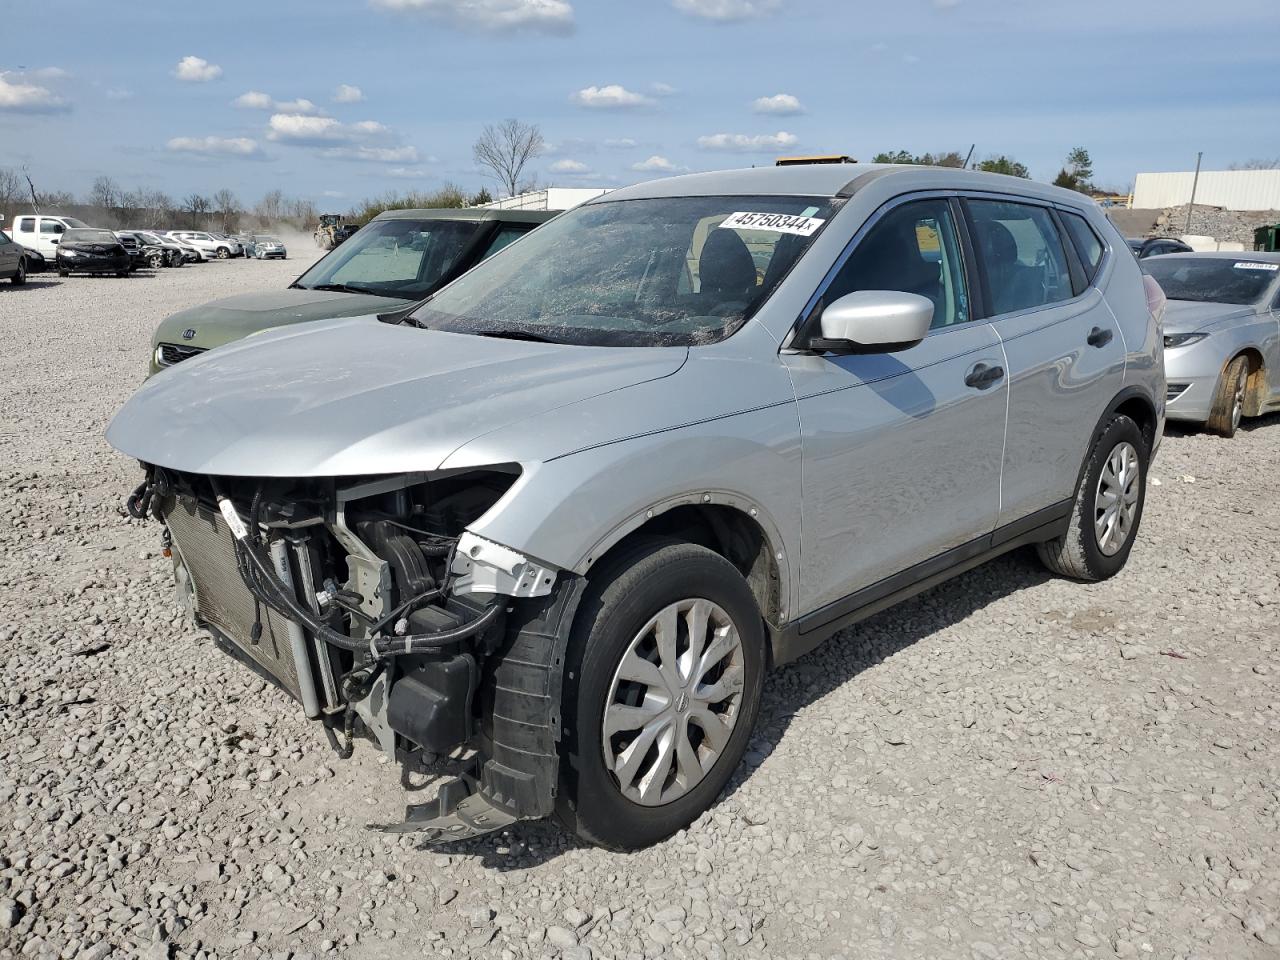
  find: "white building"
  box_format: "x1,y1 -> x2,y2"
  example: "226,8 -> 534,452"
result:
1133,169 -> 1280,212
481,187 -> 612,212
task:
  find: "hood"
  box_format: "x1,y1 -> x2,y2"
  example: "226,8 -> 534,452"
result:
151,287 -> 413,352
108,315 -> 688,477
1163,299 -> 1257,335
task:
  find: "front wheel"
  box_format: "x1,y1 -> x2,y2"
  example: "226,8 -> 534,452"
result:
216,247 -> 230,259
1206,355 -> 1249,438
11,258 -> 26,285
556,540 -> 765,850
1037,413 -> 1147,581
148,253 -> 165,269
58,268 -> 69,277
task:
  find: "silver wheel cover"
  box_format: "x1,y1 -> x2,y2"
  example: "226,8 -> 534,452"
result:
1232,371 -> 1246,430
602,598 -> 745,806
1094,440 -> 1140,556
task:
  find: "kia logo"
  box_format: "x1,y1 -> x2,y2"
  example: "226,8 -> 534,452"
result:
182,328 -> 196,340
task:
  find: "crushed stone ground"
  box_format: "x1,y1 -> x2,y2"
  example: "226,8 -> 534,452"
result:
1,259 -> 1278,960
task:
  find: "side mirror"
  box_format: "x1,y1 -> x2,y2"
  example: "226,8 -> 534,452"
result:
808,290 -> 933,354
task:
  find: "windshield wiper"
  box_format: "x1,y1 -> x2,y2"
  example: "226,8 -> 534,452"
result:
470,329 -> 560,344
302,282 -> 392,297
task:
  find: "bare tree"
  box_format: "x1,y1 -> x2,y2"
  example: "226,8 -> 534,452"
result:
211,188 -> 239,231
0,167 -> 23,215
183,193 -> 211,229
144,190 -> 174,229
89,176 -> 121,214
473,119 -> 544,198
254,189 -> 285,226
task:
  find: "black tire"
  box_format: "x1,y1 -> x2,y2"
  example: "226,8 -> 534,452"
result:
148,253 -> 165,269
116,270 -> 129,278
57,268 -> 69,277
11,258 -> 26,285
1037,414 -> 1147,581
1206,355 -> 1248,438
555,539 -> 765,850
216,247 -> 230,259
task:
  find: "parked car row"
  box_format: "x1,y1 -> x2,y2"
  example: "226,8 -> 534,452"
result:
0,213 -> 290,283
104,163 -> 1277,853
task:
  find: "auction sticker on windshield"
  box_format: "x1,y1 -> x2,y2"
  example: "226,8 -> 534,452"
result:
1234,262 -> 1280,271
719,212 -> 825,236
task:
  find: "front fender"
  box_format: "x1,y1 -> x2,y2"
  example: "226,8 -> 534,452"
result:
463,405 -> 804,626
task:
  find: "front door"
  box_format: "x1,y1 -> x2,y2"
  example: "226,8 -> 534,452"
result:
784,196 -> 1008,619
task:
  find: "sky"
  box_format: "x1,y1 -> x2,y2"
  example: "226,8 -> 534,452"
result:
3,0 -> 1279,209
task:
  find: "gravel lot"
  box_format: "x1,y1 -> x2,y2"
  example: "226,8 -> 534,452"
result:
2,258 -> 1279,960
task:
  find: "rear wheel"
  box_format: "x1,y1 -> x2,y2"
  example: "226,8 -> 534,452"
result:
556,540 -> 765,850
1037,414 -> 1147,581
148,252 -> 165,269
11,258 -> 26,285
216,247 -> 230,259
57,268 -> 69,277
1206,355 -> 1249,438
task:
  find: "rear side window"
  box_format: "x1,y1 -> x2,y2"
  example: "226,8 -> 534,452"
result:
1061,212 -> 1104,283
17,217 -> 34,234
967,199 -> 1073,315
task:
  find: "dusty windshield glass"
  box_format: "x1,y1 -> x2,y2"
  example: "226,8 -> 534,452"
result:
296,218 -> 481,299
409,195 -> 841,347
64,229 -> 118,244
1142,258 -> 1278,305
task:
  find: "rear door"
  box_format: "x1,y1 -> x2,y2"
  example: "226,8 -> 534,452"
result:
963,197 -> 1126,527
784,194 -> 1008,618
0,230 -> 16,277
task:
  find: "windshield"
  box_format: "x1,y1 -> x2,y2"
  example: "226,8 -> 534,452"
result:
409,195 -> 840,347
1142,258 -> 1278,305
62,218 -> 88,228
295,218 -> 481,298
64,229 -> 119,244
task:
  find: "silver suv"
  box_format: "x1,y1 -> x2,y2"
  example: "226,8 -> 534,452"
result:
107,164 -> 1164,849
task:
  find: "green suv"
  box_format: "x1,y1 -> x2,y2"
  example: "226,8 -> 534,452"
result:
149,208 -> 553,373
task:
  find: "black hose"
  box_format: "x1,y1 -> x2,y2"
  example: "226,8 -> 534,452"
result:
230,510 -> 499,657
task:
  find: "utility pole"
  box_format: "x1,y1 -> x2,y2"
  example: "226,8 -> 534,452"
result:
962,144 -> 976,170
1184,151 -> 1202,235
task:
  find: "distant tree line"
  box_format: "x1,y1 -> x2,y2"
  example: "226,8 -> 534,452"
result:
871,146 -> 1105,194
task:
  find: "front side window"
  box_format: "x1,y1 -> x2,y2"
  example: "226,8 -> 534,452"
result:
409,195 -> 841,347
820,198 -> 970,330
1142,258 -> 1279,306
1062,211 -> 1104,282
297,218 -> 483,299
41,221 -> 65,235
967,199 -> 1073,315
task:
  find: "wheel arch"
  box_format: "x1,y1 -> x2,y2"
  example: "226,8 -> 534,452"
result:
1230,347 -> 1267,417
1108,386 -> 1159,452
579,496 -> 789,647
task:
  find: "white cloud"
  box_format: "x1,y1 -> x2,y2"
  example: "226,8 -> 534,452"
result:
28,67 -> 70,81
672,0 -> 779,21
234,91 -> 274,109
235,92 -> 324,114
651,82 -> 677,97
369,0 -> 574,34
696,130 -> 798,152
632,155 -> 684,173
752,93 -> 803,115
933,0 -> 961,7
333,84 -> 365,103
266,112 -> 418,163
0,73 -> 70,113
550,158 -> 590,174
166,136 -> 261,157
322,189 -> 346,198
105,88 -> 134,101
173,56 -> 223,83
604,138 -> 639,149
324,145 -> 422,163
571,84 -> 654,109
386,166 -> 432,179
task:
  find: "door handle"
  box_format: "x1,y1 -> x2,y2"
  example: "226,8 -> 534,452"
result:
964,362 -> 1005,389
1087,326 -> 1113,348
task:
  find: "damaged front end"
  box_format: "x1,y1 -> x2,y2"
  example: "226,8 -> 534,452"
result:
127,465 -> 580,843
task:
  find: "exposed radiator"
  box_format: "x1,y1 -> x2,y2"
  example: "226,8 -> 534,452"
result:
164,496 -> 309,704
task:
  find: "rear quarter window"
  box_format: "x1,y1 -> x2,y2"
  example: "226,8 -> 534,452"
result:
1061,212 -> 1105,283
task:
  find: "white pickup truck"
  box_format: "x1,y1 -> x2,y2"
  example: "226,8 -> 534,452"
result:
9,214 -> 91,261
